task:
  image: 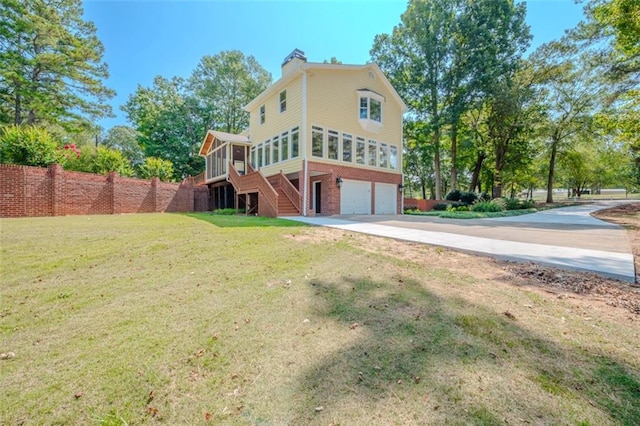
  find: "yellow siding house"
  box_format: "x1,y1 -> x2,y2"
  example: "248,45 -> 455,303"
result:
198,49 -> 407,217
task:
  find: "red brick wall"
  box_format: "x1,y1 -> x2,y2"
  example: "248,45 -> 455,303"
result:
0,164 -> 210,218
403,198 -> 443,211
306,161 -> 402,215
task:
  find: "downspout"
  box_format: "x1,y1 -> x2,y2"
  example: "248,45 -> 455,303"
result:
400,113 -> 404,214
302,69 -> 308,216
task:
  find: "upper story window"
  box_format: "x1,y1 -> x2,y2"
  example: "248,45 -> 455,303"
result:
279,90 -> 287,113
357,90 -> 384,133
260,105 -> 265,124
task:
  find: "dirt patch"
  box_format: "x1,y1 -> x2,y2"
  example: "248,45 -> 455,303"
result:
293,206 -> 640,317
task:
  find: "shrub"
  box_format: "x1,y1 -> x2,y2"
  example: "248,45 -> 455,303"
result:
445,190 -> 463,202
479,192 -> 491,202
137,157 -> 174,182
503,198 -> 536,210
0,125 -> 64,167
213,208 -> 244,215
460,191 -> 478,205
470,201 -> 503,212
447,204 -> 469,212
433,203 -> 449,211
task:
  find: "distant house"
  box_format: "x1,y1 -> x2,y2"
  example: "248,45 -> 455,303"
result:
198,49 -> 407,217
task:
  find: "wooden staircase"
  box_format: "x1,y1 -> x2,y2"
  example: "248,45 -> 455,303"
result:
276,188 -> 299,216
227,162 -> 301,217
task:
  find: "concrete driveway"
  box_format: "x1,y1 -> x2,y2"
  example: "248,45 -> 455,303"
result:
284,201 -> 637,283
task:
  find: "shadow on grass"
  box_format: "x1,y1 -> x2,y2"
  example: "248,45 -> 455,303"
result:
184,213 -> 307,228
292,276 -> 640,424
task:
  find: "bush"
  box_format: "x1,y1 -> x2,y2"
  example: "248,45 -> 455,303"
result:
479,192 -> 491,202
470,201 -> 503,212
460,191 -> 478,205
445,190 -> 463,202
213,208 -> 244,215
503,198 -> 536,210
447,204 -> 468,212
445,190 -> 478,205
0,125 -> 64,167
137,157 -> 174,182
433,203 -> 449,211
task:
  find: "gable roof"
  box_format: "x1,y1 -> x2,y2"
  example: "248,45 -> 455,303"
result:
244,62 -> 407,113
198,130 -> 251,156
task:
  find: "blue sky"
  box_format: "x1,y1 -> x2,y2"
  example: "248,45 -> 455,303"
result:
83,0 -> 587,131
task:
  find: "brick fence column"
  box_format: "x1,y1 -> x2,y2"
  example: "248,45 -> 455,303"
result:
49,164 -> 65,216
107,172 -> 119,214
151,177 -> 159,212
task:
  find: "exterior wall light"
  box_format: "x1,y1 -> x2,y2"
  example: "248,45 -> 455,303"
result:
336,176 -> 343,188
398,183 -> 404,192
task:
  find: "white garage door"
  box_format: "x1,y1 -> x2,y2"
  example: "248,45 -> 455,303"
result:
375,183 -> 397,214
340,179 -> 371,214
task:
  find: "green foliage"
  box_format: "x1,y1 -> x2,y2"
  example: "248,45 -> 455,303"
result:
471,201 -> 504,212
136,157 -> 174,182
446,204 -> 469,212
0,125 -> 64,167
503,197 -> 534,210
212,208 -> 243,215
433,203 -> 449,211
122,76 -> 204,179
189,51 -> 272,134
91,147 -> 134,176
445,190 -> 464,202
64,145 -> 133,176
101,126 -> 145,166
0,0 -> 114,129
371,0 -> 531,199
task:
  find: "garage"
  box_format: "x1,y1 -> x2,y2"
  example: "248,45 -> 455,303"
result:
340,179 -> 371,214
374,182 -> 397,214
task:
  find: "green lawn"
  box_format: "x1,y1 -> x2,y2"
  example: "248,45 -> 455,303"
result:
1,213 -> 638,425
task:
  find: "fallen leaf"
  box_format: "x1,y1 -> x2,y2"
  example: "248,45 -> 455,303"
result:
503,311 -> 516,320
148,390 -> 155,402
74,391 -> 83,399
1,352 -> 16,360
397,379 -> 403,385
147,407 -> 158,417
315,406 -> 324,412
205,412 -> 212,421
195,349 -> 205,357
349,322 -> 359,330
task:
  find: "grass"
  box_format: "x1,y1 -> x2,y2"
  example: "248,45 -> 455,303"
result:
406,208 -> 539,219
1,213 -> 639,425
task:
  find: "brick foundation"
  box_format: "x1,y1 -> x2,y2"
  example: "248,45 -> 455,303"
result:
0,164 -> 210,218
306,161 -> 402,215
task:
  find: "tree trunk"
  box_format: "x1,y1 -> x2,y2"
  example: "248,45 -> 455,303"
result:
421,178 -> 427,200
433,129 -> 442,200
450,125 -> 457,192
469,151 -> 485,192
546,139 -> 558,203
492,169 -> 503,199
14,91 -> 21,125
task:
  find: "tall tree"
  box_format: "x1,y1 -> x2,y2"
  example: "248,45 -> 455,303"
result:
101,125 -> 145,167
0,0 -> 114,130
189,51 -> 271,134
122,76 -> 204,179
530,43 -> 602,203
371,0 -> 530,198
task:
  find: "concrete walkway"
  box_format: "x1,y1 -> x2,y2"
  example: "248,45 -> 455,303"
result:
283,202 -> 637,283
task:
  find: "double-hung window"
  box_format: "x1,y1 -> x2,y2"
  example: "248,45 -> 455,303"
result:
342,133 -> 353,163
357,90 -> 384,132
356,137 -> 365,165
368,140 -> 377,167
281,132 -> 289,161
328,130 -> 339,160
279,91 -> 287,113
312,126 -> 324,158
291,127 -> 299,158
